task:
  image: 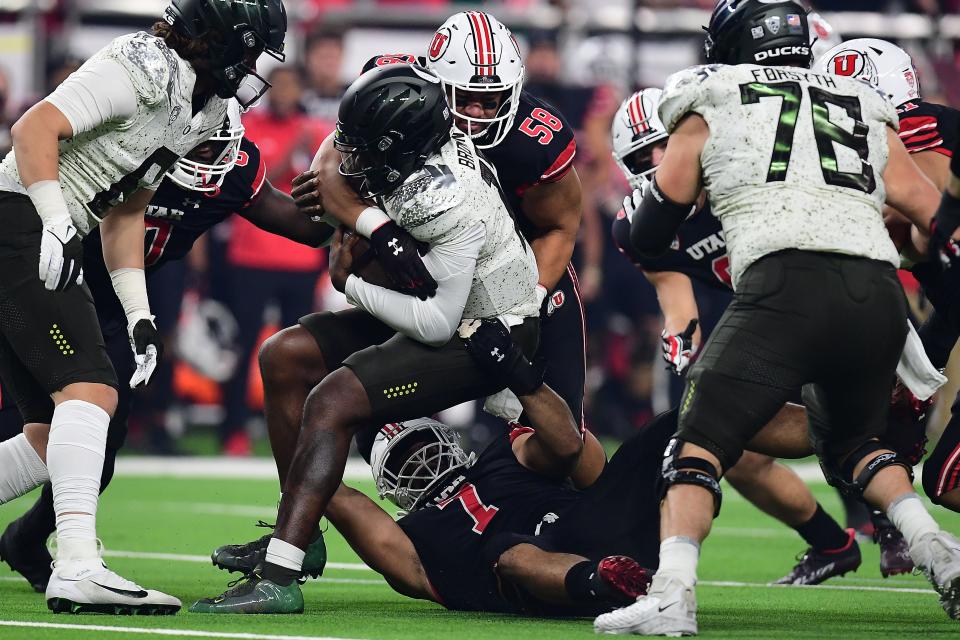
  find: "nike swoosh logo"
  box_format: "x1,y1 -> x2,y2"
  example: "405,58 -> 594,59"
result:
658,602 -> 677,613
91,582 -> 148,598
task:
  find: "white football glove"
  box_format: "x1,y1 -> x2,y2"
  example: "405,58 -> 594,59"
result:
39,216 -> 83,291
661,319 -> 699,376
128,317 -> 163,388
621,177 -> 652,223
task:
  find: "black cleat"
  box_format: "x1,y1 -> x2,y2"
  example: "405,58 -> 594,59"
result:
876,525 -> 914,577
0,516 -> 53,593
773,528 -> 861,586
212,521 -> 326,579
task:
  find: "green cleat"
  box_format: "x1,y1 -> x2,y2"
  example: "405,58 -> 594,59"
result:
189,571 -> 304,614
211,522 -> 327,580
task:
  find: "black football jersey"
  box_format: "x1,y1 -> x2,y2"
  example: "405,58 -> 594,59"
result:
83,137 -> 265,333
482,91 -> 577,236
397,433 -> 579,612
612,203 -> 731,291
897,100 -> 959,158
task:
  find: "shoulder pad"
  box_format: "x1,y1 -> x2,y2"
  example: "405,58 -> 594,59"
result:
659,65 -> 724,133
382,162 -> 464,232
108,32 -> 178,106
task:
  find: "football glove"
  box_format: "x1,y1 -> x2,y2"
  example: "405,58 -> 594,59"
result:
621,177 -> 652,224
460,318 -> 544,396
883,379 -> 934,467
661,319 -> 699,376
39,216 -> 83,291
930,152 -> 960,269
370,221 -> 438,300
128,317 -> 163,388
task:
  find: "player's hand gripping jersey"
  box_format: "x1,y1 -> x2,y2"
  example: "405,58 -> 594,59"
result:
368,128 -> 540,322
659,64 -> 900,288
0,32 -> 228,235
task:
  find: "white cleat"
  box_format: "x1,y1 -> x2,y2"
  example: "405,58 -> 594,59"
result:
910,531 -> 960,620
594,575 -> 697,636
46,557 -> 181,615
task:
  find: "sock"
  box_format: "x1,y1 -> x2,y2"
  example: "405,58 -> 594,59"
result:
564,560 -> 600,602
795,503 -> 851,552
656,536 -> 699,588
263,537 -> 304,585
47,400 -> 109,562
887,493 -> 940,549
0,433 -> 49,504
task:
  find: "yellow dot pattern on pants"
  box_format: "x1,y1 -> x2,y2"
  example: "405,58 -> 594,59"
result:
383,382 -> 418,399
49,324 -> 75,356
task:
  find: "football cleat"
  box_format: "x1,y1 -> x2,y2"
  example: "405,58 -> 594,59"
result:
773,529 -> 861,586
190,570 -> 304,614
909,531 -> 960,619
212,521 -> 326,579
46,557 -> 180,615
0,515 -> 53,593
598,556 -> 654,605
876,525 -> 914,578
594,574 -> 697,636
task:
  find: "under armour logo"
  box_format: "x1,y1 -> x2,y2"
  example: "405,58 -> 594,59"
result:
490,347 -> 505,362
388,238 -> 403,256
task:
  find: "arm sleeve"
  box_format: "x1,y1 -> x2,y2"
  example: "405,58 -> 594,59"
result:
345,224 -> 486,347
44,57 -> 138,136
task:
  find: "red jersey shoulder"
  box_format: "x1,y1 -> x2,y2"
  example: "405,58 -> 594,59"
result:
494,92 -> 577,187
898,100 -> 959,158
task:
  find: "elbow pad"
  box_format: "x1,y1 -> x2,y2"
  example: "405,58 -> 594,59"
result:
629,179 -> 696,259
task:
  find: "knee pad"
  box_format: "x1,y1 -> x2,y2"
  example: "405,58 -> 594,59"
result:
822,440 -> 913,499
659,437 -> 723,518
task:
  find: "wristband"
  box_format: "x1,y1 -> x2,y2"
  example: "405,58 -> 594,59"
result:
109,268 -> 151,325
355,207 -> 392,238
26,180 -> 70,226
535,284 -> 548,307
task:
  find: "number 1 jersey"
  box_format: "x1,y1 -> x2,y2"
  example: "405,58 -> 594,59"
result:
659,64 -> 900,288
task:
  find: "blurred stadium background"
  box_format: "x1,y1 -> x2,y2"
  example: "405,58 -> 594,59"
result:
0,0 -> 958,458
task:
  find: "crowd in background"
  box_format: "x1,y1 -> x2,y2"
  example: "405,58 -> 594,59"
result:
0,1 -> 957,455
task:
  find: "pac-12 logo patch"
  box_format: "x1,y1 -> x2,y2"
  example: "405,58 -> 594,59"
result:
547,290 -> 565,317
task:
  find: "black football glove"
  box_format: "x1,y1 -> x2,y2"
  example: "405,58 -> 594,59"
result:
370,221 -> 438,300
462,318 -> 544,396
929,150 -> 960,269
128,317 -> 164,388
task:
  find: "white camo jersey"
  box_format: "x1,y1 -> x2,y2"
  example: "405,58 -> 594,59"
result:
0,32 -> 228,236
381,128 -> 540,320
659,64 -> 900,288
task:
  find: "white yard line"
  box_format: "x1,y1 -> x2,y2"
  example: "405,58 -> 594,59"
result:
700,580 -> 933,595
0,621 -> 367,640
113,458 -> 371,481
101,549 -> 370,572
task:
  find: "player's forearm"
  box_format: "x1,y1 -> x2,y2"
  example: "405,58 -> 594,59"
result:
530,230 -> 575,290
516,384 -> 583,477
243,186 -> 335,248
101,196 -> 152,324
646,271 -> 700,338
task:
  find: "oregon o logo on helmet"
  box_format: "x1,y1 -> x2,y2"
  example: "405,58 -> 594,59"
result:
754,45 -> 809,62
429,28 -> 451,61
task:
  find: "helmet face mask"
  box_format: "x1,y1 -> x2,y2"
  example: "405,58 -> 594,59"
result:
167,100 -> 245,193
163,0 -> 288,109
611,88 -> 669,190
816,38 -> 921,108
426,11 -> 525,149
370,419 -> 476,512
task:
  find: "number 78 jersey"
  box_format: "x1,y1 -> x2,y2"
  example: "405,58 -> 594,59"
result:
659,64 -> 900,289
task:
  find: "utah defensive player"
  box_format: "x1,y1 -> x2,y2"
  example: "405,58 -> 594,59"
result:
818,39 -> 960,514
0,0 -> 286,615
192,63 -> 541,614
611,88 -> 862,587
0,102 -> 330,595
596,2 -> 958,634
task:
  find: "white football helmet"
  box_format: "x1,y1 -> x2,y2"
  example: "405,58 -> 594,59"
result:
175,296 -> 239,383
611,88 -> 668,190
808,12 -> 842,63
370,418 -> 475,512
425,11 -> 524,149
166,100 -> 245,193
816,38 -> 921,108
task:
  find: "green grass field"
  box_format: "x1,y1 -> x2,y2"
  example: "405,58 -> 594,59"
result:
1,469 -> 958,640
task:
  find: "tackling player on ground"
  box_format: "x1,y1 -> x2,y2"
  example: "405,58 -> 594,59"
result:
595,2 -> 958,635
0,0 -> 286,614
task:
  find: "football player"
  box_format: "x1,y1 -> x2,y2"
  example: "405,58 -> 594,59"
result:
611,88 -> 862,587
0,0 -> 286,615
191,63 -> 542,614
818,40 -> 960,514
0,101 -> 331,594
595,2 -> 959,634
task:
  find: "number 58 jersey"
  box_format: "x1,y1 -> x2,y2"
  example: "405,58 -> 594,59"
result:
659,64 -> 900,288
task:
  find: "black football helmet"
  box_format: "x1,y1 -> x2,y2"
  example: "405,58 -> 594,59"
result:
335,64 -> 452,199
705,0 -> 812,69
163,0 -> 287,108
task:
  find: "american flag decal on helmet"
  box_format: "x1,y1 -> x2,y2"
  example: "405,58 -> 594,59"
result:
381,423 -> 405,439
467,11 -> 497,77
627,92 -> 653,136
